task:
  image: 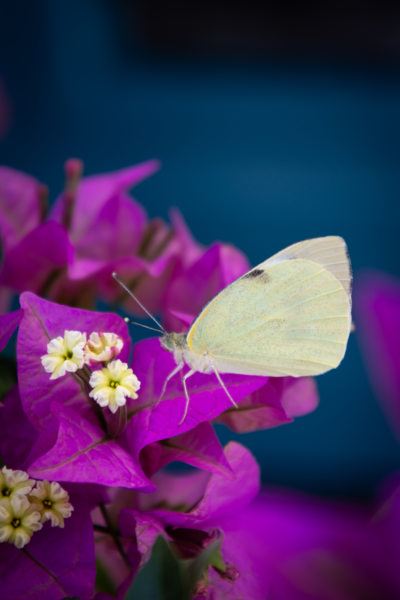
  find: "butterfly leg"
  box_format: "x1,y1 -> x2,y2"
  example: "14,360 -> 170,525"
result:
179,369 -> 195,425
212,365 -> 238,408
157,362 -> 184,405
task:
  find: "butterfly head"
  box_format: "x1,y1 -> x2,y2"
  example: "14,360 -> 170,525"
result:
160,332 -> 188,365
160,332 -> 187,353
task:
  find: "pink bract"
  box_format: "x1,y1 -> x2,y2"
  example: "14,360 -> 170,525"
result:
355,271 -> 400,438
0,166 -> 45,252
163,241 -> 250,332
119,442 -> 265,599
0,488 -> 96,600
17,292 -> 131,433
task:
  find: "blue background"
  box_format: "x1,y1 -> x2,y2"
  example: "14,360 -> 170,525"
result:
1,1 -> 400,499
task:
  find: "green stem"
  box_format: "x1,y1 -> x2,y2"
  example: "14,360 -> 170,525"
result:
99,503 -> 131,568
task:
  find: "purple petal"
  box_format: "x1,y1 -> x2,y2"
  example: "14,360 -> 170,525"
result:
164,242 -> 250,332
118,251 -> 178,315
371,479 -> 400,594
0,287 -> 13,314
73,192 -> 147,261
0,387 -> 38,469
169,208 -> 204,266
17,292 -> 130,432
0,222 -> 73,293
28,403 -> 154,490
0,491 -> 95,600
68,253 -> 169,304
166,309 -> 194,329
126,338 -> 267,455
103,211 -> 202,317
207,518 -> 272,600
214,488 -> 390,600
186,442 -> 260,523
0,166 -> 44,252
140,422 -> 232,478
355,272 -> 400,437
116,445 -> 268,598
119,510 -> 165,567
119,210 -> 202,318
0,308 -> 22,350
217,377 -> 318,433
138,470 -> 210,514
50,160 -> 160,241
280,376 -> 319,417
147,442 -> 260,528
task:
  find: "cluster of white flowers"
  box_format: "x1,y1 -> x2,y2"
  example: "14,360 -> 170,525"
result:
0,467 -> 73,549
41,331 -> 140,414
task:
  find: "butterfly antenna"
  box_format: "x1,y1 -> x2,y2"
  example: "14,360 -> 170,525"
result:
123,318 -> 164,334
112,272 -> 165,333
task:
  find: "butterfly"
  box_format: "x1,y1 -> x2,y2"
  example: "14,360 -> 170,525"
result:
115,236 -> 352,423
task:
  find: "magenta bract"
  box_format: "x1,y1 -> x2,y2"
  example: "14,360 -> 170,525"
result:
0,488 -> 96,600
356,271 -> 400,438
0,166 -> 44,253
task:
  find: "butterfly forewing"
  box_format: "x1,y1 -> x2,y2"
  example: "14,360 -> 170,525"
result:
186,258 -> 351,377
262,236 -> 352,300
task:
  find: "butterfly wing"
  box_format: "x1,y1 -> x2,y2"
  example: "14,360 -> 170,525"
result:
263,236 -> 352,300
186,249 -> 351,377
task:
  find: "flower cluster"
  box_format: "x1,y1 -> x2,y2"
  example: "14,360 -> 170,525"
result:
1,160 -> 399,599
0,466 -> 72,548
40,329 -> 139,414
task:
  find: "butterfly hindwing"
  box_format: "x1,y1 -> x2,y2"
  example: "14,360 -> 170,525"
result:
186,256 -> 351,377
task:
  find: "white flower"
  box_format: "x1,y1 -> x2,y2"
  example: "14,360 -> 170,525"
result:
0,467 -> 35,500
29,481 -> 73,528
0,495 -> 42,548
41,330 -> 87,380
84,332 -> 123,364
89,359 -> 140,413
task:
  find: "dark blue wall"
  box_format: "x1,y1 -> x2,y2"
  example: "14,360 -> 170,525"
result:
2,1 -> 400,498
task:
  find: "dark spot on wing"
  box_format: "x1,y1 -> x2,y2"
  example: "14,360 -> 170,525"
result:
243,268 -> 269,282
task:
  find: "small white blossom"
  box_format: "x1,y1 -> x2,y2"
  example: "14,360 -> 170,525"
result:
84,332 -> 123,364
89,359 -> 140,413
0,467 -> 35,500
0,496 -> 42,548
41,330 -> 87,380
29,481 -> 73,528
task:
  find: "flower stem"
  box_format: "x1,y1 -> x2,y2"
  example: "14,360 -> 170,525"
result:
99,503 -> 131,568
107,405 -> 127,438
73,370 -> 108,432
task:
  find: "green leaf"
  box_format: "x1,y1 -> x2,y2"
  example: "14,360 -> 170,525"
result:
0,356 -> 17,401
125,534 -> 226,599
186,537 -> 224,591
125,536 -> 188,600
95,558 -> 117,596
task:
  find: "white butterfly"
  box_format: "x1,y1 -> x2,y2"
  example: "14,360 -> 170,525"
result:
115,236 -> 352,423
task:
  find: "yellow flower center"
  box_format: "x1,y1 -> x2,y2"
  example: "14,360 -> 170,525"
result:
11,518 -> 21,528
109,380 -> 119,389
43,498 -> 53,509
2,487 -> 11,497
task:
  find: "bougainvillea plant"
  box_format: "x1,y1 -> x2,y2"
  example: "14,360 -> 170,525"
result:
1,161 -> 399,599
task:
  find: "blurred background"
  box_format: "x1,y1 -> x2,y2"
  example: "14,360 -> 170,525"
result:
1,0 -> 400,500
